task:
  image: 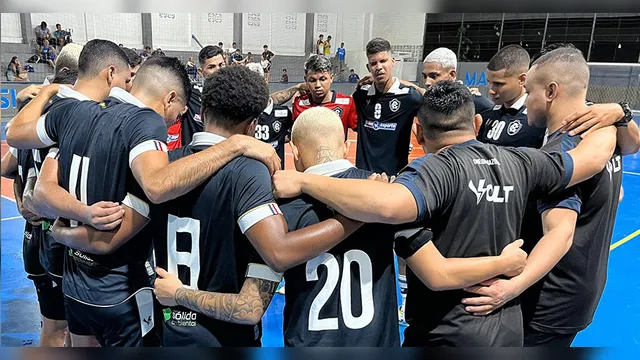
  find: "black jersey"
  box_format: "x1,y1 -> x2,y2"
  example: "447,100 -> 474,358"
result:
478,94 -> 545,148
152,132 -> 283,347
520,129 -> 623,334
352,78 -> 422,175
254,100 -> 293,169
472,94 -> 494,114
14,147 -> 46,277
29,88 -> 88,278
39,87 -> 167,306
279,160 -> 399,347
393,140 -> 575,346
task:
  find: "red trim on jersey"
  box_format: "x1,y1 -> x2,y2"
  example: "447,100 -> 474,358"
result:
166,119 -> 182,150
292,91 -> 358,136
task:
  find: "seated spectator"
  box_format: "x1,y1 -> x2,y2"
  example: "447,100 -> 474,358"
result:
232,54 -> 245,66
246,52 -> 254,63
54,24 -> 72,48
348,69 -> 359,83
34,21 -> 51,47
140,45 -> 152,58
40,40 -> 57,67
6,56 -> 29,81
281,69 -> 289,83
230,49 -> 242,63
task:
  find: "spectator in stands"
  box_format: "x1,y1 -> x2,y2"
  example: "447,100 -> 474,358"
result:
246,52 -> 254,63
336,42 -> 346,82
324,35 -> 332,56
262,44 -> 275,84
122,47 -> 142,91
281,69 -> 289,83
186,56 -> 198,80
6,56 -> 29,81
348,69 -> 359,83
317,34 -> 324,55
54,24 -> 71,48
230,48 -> 242,63
232,54 -> 245,66
40,39 -> 57,68
140,45 -> 152,58
34,21 -> 52,48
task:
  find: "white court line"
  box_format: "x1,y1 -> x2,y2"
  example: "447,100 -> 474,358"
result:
1,215 -> 23,221
1,195 -> 16,203
623,171 -> 640,177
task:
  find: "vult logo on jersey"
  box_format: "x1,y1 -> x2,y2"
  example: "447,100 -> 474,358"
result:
365,120 -> 397,131
468,179 -> 514,204
389,99 -> 401,112
606,155 -> 622,181
507,120 -> 523,136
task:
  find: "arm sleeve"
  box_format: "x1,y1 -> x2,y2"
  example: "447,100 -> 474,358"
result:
394,228 -> 434,259
518,148 -> 574,196
347,100 -> 358,130
234,160 -> 282,234
291,97 -> 301,121
537,189 -> 582,215
473,95 -> 494,115
394,155 -> 457,222
123,108 -> 169,167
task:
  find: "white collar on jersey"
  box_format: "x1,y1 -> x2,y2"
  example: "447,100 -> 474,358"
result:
492,93 -> 527,111
366,77 -> 407,96
57,85 -> 91,101
108,87 -> 148,108
191,132 -> 227,146
304,159 -> 355,177
263,98 -> 274,115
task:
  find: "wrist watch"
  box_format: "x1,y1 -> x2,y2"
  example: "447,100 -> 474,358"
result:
615,102 -> 633,127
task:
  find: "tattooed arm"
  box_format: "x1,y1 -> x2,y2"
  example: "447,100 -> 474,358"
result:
154,267 -> 280,325
270,83 -> 307,105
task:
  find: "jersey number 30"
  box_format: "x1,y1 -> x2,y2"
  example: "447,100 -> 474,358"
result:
486,120 -> 506,141
306,250 -> 374,331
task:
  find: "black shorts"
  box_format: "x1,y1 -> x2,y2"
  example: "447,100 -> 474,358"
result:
64,289 -> 160,347
39,228 -> 65,278
29,274 -> 66,321
524,326 -> 577,347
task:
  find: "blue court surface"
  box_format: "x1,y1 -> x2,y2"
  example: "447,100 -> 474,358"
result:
2,135 -> 640,352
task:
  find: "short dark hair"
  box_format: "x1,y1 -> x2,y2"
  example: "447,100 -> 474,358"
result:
198,45 -> 224,65
417,80 -> 476,140
201,66 -> 269,130
366,37 -> 392,57
151,49 -> 165,57
51,69 -> 78,85
531,47 -> 590,94
56,23 -> 61,27
122,47 -> 142,68
41,21 -> 47,27
77,39 -> 130,78
263,45 -> 268,48
530,43 -> 579,66
304,54 -> 332,75
135,56 -> 192,103
487,44 -> 530,76
283,69 -> 287,72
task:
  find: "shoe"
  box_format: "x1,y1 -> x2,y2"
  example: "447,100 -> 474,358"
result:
398,306 -> 408,326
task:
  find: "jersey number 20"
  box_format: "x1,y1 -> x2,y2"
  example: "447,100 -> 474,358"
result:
306,250 -> 374,331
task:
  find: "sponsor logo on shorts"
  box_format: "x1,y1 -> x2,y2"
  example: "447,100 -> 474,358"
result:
164,308 -> 197,327
472,158 -> 501,166
69,249 -> 95,266
24,231 -> 32,240
364,120 -> 397,131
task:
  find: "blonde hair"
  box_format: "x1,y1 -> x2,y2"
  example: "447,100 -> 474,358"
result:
55,43 -> 84,74
291,107 -> 344,151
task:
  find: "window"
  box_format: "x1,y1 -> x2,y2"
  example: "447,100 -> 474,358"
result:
459,20 -> 502,61
424,14 -> 462,60
544,17 -> 593,60
500,19 -> 546,58
590,15 -> 640,63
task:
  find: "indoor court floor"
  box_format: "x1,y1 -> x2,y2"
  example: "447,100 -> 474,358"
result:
1,122 -> 639,352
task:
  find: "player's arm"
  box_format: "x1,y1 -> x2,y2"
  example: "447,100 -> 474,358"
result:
131,135 -> 280,204
50,200 -> 149,255
561,103 -> 640,155
462,206 -> 577,316
155,266 -> 280,326
33,153 -> 124,230
270,84 -> 305,105
399,231 -> 527,291
20,168 -> 43,226
399,80 -> 426,95
5,84 -> 61,149
1,147 -> 19,178
273,172 -> 417,224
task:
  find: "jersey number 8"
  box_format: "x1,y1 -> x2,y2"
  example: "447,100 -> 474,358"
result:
306,250 -> 374,331
254,125 -> 270,140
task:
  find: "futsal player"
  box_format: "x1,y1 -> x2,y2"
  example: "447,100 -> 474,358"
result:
277,107 -> 528,347
352,38 -> 423,176
462,47 -> 634,347
6,57 -> 280,347
272,80 -> 617,346
292,55 -> 358,139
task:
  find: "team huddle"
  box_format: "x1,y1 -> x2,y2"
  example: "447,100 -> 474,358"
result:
2,36 -> 638,348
